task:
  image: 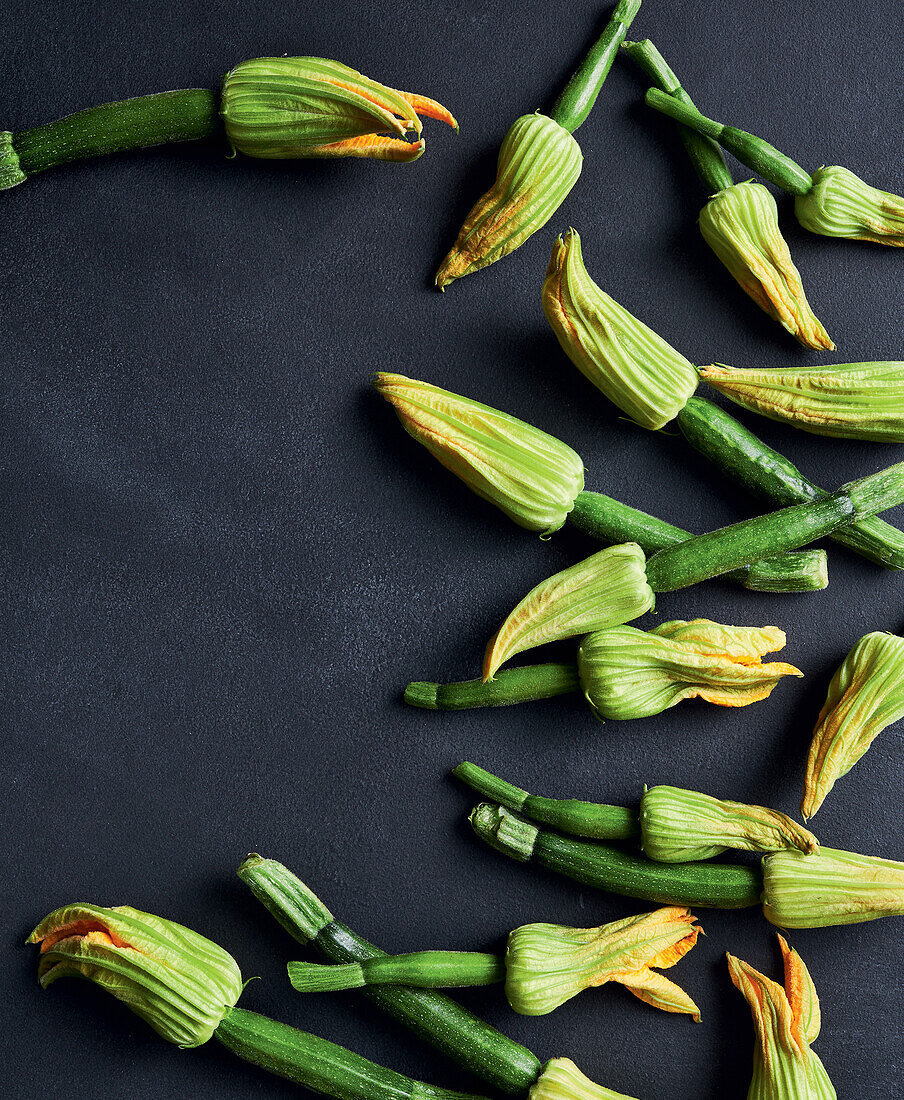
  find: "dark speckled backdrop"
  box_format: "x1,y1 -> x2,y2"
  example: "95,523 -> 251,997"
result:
2,1 -> 903,1096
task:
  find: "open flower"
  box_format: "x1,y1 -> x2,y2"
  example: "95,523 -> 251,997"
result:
577,619 -> 802,720
802,631 -> 904,819
374,372 -> 584,533
541,229 -> 700,429
506,907 -> 701,1018
728,936 -> 835,1100
483,544 -> 655,680
640,785 -> 818,863
795,165 -> 904,245
436,113 -> 582,287
698,181 -> 833,350
28,903 -> 243,1048
699,360 -> 904,442
221,57 -> 456,161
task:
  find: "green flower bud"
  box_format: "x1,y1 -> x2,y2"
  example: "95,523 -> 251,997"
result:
374,372 -> 585,533
505,907 -> 700,1018
530,1058 -> 638,1100
802,632 -> 904,819
577,619 -> 802,720
483,543 -> 654,680
698,181 -> 833,350
796,165 -> 904,246
762,845 -> 904,928
728,936 -> 835,1100
542,229 -> 699,429
699,360 -> 904,442
0,131 -> 26,189
221,57 -> 457,162
28,903 -> 243,1048
436,114 -> 582,288
640,785 -> 818,864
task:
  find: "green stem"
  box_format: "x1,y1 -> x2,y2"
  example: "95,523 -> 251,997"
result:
569,490 -> 828,592
405,663 -> 579,709
453,762 -> 639,841
289,954 -> 506,993
643,464 -> 904,592
9,88 -> 221,183
675,397 -> 904,570
621,40 -> 733,193
469,803 -> 762,909
549,0 -> 641,133
238,856 -> 542,1095
214,1007 -> 490,1100
644,88 -> 813,196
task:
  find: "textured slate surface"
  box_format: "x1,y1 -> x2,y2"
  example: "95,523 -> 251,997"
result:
2,1 -> 903,1096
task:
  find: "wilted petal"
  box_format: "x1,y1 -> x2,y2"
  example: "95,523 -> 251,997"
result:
796,165 -> 904,245
802,631 -> 904,818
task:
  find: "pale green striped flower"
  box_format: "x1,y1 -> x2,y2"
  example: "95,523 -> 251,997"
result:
542,228 -> 699,429
530,1058 -> 638,1100
436,114 -> 582,288
796,165 -> 904,246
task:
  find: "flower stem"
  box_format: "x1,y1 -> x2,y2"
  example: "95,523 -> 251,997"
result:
549,0 -> 641,133
405,663 -> 580,709
289,953 -> 506,993
9,88 -> 221,184
622,39 -> 733,193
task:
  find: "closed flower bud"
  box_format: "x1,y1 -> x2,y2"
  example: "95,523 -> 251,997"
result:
505,907 -> 701,1018
530,1058 -> 638,1100
762,845 -> 904,928
221,57 -> 456,162
640,785 -> 818,864
483,543 -> 655,681
796,165 -> 904,246
577,619 -> 802,720
698,181 -> 833,350
28,903 -> 243,1048
374,372 -> 585,532
728,936 -> 835,1100
542,229 -> 699,429
802,632 -> 904,819
436,114 -> 582,288
699,360 -> 904,442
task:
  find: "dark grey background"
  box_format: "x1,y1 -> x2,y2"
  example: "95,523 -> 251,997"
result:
3,1 -> 903,1096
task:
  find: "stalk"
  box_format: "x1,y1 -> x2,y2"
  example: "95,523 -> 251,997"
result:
11,89 -> 220,180
675,396 -> 904,569
453,762 -> 638,840
238,856 -> 542,1094
621,39 -> 732,193
550,0 -> 641,133
644,88 -> 813,196
406,664 -> 579,710
214,1007 -> 490,1100
469,803 -> 762,909
289,954 -> 506,993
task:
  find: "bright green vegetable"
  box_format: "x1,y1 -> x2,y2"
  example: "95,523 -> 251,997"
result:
29,902 -> 489,1100
469,803 -> 763,909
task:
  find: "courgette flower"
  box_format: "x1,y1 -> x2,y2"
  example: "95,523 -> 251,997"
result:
541,229 -> 699,429
640,785 -> 817,863
506,907 -> 700,1018
698,181 -> 833,350
802,631 -> 904,819
530,1058 -> 638,1100
374,372 -> 585,533
483,543 -> 654,680
795,165 -> 904,245
436,114 -> 582,287
28,902 -> 243,1048
221,57 -> 457,162
728,936 -> 835,1100
577,619 -> 802,720
762,845 -> 904,928
699,361 -> 904,443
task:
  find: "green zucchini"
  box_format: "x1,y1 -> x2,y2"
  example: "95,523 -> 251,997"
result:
469,804 -> 762,909
288,954 -> 506,994
405,664 -> 579,710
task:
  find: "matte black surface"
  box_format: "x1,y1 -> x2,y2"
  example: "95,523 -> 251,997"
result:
3,2 -> 904,1097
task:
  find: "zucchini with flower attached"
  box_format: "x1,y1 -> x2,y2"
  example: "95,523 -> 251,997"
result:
28,902 -> 491,1100
622,40 -> 831,349
287,906 -> 703,1020
239,856 -> 642,1100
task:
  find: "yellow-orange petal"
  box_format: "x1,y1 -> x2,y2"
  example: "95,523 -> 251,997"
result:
307,134 -> 426,161
779,934 -> 821,1045
617,968 -> 701,1021
394,89 -> 459,130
